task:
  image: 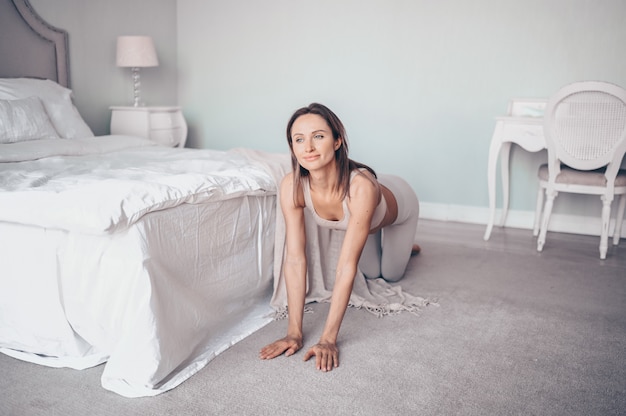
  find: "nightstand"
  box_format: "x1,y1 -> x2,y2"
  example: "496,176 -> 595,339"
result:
110,106 -> 188,147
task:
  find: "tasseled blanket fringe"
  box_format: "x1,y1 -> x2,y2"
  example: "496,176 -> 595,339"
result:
270,298 -> 438,320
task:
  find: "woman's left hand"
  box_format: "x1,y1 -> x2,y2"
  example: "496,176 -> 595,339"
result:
303,342 -> 339,372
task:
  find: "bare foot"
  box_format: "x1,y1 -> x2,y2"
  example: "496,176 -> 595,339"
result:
411,243 -> 421,256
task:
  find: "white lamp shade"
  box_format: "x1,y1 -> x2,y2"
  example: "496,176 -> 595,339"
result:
116,36 -> 159,68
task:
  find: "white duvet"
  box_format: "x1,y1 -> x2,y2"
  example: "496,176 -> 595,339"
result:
0,137 -> 286,397
0,136 -> 276,232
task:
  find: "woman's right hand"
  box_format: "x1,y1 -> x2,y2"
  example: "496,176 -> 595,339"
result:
259,335 -> 303,360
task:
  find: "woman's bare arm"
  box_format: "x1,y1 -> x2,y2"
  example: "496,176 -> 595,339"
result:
260,174 -> 307,360
303,174 -> 378,371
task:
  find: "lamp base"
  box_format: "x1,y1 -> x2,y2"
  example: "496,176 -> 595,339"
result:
131,67 -> 142,107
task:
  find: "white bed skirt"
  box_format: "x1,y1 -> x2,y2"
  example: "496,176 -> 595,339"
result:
0,195 -> 276,397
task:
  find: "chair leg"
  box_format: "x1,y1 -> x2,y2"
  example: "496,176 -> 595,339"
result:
537,190 -> 556,252
600,196 -> 612,260
533,186 -> 544,237
613,194 -> 626,246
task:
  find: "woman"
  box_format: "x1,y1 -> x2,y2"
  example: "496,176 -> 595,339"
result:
259,103 -> 419,372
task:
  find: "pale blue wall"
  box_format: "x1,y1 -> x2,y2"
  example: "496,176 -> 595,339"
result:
177,0 -> 626,216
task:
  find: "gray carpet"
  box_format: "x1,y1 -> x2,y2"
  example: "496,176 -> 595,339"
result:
1,220 -> 625,415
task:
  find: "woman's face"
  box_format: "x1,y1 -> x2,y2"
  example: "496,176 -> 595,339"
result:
290,113 -> 341,172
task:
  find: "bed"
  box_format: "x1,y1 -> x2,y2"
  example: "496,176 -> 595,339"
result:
0,0 -> 290,398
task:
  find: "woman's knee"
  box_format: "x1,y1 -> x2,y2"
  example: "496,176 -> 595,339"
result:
360,263 -> 381,279
380,257 -> 409,282
382,272 -> 404,283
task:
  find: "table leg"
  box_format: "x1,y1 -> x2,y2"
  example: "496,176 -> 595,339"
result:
484,125 -> 504,241
499,142 -> 512,227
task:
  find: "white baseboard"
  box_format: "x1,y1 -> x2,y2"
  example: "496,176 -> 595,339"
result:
419,202 -> 626,238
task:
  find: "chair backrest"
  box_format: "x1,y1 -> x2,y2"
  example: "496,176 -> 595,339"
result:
544,81 -> 626,176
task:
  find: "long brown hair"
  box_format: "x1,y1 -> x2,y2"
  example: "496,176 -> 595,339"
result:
285,103 -> 376,201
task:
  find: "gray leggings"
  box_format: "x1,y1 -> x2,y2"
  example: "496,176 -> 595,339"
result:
358,174 -> 419,282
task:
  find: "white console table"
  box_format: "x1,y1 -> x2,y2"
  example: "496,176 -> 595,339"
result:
484,99 -> 547,240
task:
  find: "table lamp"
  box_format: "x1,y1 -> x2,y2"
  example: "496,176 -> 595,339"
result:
116,36 -> 159,107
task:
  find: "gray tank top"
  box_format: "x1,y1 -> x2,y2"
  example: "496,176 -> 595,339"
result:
302,170 -> 387,231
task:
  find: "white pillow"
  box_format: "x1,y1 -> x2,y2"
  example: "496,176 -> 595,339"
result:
0,78 -> 94,139
0,96 -> 60,144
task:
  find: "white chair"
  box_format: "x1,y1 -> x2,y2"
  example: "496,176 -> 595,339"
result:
534,81 -> 626,259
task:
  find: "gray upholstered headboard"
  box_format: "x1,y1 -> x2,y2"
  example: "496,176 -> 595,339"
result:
0,0 -> 70,87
